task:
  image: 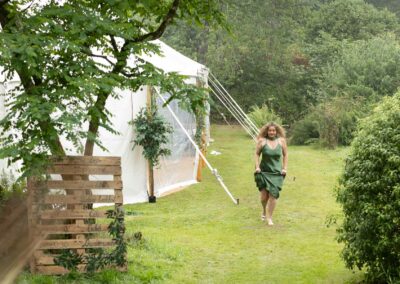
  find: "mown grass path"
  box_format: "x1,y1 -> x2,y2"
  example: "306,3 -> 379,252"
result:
123,125 -> 362,283
18,125 -> 363,283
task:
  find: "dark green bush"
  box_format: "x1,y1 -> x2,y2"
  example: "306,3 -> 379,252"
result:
290,95 -> 364,148
336,93 -> 400,282
289,114 -> 319,145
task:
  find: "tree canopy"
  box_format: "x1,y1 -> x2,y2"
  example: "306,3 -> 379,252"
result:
0,0 -> 225,175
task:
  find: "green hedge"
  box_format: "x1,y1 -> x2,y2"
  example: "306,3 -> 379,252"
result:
336,93 -> 400,282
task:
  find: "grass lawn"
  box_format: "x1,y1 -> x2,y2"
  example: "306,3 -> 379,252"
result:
17,125 -> 363,283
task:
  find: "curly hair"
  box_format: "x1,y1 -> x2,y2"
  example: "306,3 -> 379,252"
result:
258,122 -> 286,139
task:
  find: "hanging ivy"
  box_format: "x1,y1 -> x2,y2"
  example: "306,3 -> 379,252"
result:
130,107 -> 173,167
54,207 -> 126,273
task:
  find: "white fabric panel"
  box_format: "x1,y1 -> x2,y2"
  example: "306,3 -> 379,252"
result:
91,88 -> 149,204
142,40 -> 207,78
154,92 -> 199,197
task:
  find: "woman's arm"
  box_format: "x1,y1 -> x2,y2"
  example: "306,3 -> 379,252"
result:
281,138 -> 288,173
255,139 -> 263,172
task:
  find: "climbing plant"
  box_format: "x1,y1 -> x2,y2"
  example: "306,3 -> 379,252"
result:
54,207 -> 126,273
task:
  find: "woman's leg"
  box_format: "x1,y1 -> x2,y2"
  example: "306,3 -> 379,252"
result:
267,196 -> 277,225
260,189 -> 269,219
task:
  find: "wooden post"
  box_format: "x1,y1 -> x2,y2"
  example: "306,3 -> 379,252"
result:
73,176 -> 85,255
196,77 -> 207,182
27,178 -> 37,274
146,86 -> 156,203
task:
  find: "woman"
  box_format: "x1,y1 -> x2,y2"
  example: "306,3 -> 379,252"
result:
254,122 -> 288,226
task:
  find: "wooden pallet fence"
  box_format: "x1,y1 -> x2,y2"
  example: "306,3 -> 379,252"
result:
27,156 -> 126,275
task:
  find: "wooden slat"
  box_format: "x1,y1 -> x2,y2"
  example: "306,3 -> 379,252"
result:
35,265 -> 87,275
37,224 -> 109,234
114,175 -> 123,205
46,165 -> 121,175
39,238 -> 115,249
41,194 -> 121,204
40,210 -> 109,220
50,156 -> 121,166
36,255 -> 90,265
35,264 -> 127,275
36,255 -> 58,266
45,180 -> 122,190
115,190 -> 123,203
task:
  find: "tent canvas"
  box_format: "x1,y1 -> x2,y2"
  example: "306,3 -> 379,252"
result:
0,40 -> 209,204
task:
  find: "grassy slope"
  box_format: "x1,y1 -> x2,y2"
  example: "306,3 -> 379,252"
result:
18,125 -> 363,283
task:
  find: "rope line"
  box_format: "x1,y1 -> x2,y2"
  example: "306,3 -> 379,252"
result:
210,88 -> 256,140
208,78 -> 257,137
209,72 -> 259,134
209,78 -> 258,136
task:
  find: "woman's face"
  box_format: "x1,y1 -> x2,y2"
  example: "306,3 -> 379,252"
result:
267,126 -> 277,138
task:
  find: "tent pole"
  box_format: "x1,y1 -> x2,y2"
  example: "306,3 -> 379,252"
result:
147,86 -> 156,203
196,77 -> 207,182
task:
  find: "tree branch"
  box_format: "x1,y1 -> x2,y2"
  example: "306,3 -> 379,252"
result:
83,0 -> 181,155
131,0 -> 180,43
109,35 -> 119,54
81,49 -> 116,66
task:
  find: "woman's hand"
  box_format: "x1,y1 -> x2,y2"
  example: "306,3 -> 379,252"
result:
281,169 -> 287,177
255,167 -> 261,173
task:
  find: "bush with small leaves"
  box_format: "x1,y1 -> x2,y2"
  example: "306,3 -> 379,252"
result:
336,93 -> 400,282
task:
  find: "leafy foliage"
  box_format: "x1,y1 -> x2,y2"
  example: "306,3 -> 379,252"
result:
318,35 -> 400,102
290,3 -> 400,147
247,104 -> 282,129
54,206 -> 126,274
0,169 -> 26,208
131,107 -> 173,167
0,0 -> 225,176
307,0 -> 398,42
163,0 -> 317,124
54,250 -> 83,272
163,0 -> 400,136
291,95 -> 365,148
292,34 -> 400,148
106,206 -> 126,268
367,0 -> 400,16
336,93 -> 400,282
289,114 -> 319,146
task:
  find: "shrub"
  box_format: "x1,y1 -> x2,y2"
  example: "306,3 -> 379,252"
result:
290,95 -> 364,148
247,104 -> 282,129
289,113 -> 319,145
336,93 -> 400,282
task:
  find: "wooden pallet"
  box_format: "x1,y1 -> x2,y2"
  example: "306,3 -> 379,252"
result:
27,156 -> 126,275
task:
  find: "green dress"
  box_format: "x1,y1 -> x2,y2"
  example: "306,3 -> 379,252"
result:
254,138 -> 284,199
